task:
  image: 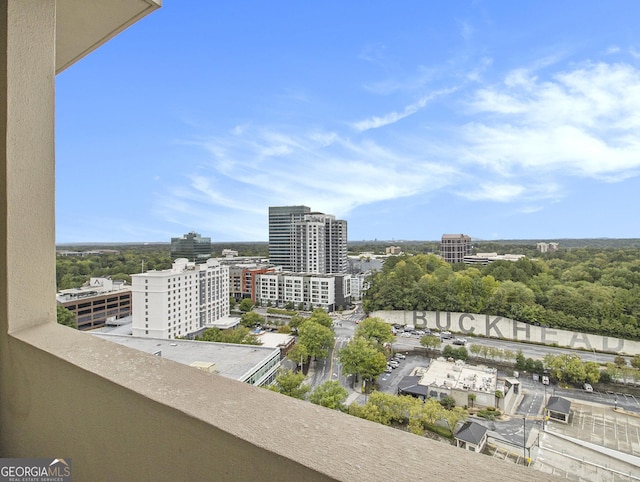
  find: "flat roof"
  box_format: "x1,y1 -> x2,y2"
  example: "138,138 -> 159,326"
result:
254,332 -> 294,349
209,316 -> 241,330
412,359 -> 497,393
93,333 -> 280,382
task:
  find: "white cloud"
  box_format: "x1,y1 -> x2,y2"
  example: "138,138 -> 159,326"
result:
160,59 -> 640,239
352,87 -> 458,132
463,62 -> 640,180
460,20 -> 474,41
461,182 -> 525,202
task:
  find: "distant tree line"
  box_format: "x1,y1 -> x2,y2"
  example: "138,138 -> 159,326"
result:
363,248 -> 640,341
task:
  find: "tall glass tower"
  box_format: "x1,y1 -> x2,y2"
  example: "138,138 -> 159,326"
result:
170,231 -> 212,263
268,206 -> 310,270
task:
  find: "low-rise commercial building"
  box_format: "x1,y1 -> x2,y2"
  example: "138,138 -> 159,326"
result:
57,277 -> 131,330
399,359 -> 500,408
94,333 -> 281,387
463,252 -> 526,265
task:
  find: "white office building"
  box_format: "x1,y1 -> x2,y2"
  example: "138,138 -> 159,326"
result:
132,258 -> 230,339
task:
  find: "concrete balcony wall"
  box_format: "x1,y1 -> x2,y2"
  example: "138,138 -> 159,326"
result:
5,324 -> 545,481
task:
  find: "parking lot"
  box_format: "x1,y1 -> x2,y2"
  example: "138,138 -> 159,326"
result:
531,401 -> 640,481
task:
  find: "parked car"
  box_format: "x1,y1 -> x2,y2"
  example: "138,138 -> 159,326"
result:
583,383 -> 593,392
394,353 -> 406,359
440,331 -> 453,339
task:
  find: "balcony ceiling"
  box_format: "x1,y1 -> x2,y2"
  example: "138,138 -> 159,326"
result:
56,0 -> 161,73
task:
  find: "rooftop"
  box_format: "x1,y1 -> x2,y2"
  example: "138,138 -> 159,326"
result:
412,359 -> 498,393
455,421 -> 489,445
547,396 -> 572,415
56,277 -> 130,302
92,333 -> 279,383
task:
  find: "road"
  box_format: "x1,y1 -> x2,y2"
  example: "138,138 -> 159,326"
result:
392,333 -> 618,365
307,311 -> 640,412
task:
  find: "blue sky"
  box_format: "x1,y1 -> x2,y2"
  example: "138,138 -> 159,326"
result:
56,1 -> 640,243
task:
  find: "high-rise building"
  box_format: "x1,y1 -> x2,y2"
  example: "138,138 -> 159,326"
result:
170,231 -> 211,263
268,206 -> 311,270
440,234 -> 472,264
292,213 -> 348,274
269,206 -> 347,274
131,258 -> 230,339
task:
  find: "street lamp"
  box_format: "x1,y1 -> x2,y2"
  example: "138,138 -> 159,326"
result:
523,417 -> 527,465
543,383 -> 547,430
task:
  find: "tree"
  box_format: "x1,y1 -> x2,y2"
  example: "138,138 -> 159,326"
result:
631,354 -> 640,369
240,310 -> 264,327
308,308 -> 333,328
614,355 -> 627,367
440,395 -> 456,410
455,346 -> 469,361
442,345 -> 468,361
420,335 -> 441,352
309,381 -> 348,410
544,353 -> 588,384
268,369 -> 309,399
584,361 -> 601,385
287,343 -> 310,369
468,393 -> 476,408
238,298 -> 254,312
229,297 -> 237,310
515,350 -> 526,371
469,344 -> 482,358
297,321 -> 334,360
355,317 -> 395,345
288,314 -> 306,331
196,326 -> 261,345
445,406 -> 468,433
525,358 -> 535,372
338,337 -> 388,384
56,305 -> 76,328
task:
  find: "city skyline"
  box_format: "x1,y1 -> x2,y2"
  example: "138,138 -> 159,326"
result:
56,1 -> 640,243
